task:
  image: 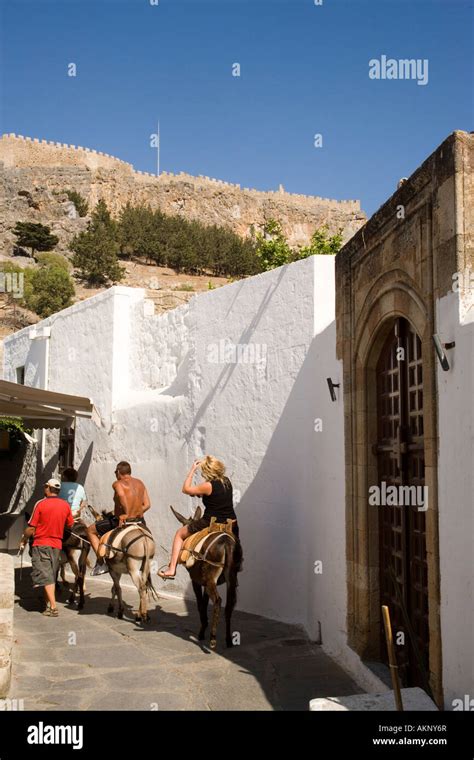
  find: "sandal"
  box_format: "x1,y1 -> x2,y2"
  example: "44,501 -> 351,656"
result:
42,606 -> 59,617
158,565 -> 176,580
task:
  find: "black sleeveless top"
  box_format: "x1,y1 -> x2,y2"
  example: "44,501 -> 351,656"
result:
202,478 -> 236,522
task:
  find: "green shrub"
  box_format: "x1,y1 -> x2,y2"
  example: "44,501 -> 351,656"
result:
23,265 -> 75,317
255,220 -> 293,271
255,220 -> 344,271
0,417 -> 31,450
35,252 -> 70,271
297,226 -> 343,258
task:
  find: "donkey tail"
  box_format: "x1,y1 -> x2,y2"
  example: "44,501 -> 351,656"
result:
141,537 -> 159,601
146,574 -> 159,601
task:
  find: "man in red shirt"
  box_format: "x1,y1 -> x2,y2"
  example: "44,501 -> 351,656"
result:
20,478 -> 74,617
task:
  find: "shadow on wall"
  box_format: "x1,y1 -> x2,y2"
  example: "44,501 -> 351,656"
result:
2,439 -> 95,540
0,436 -> 37,517
172,312 -> 342,639
231,319 -> 344,633
77,442 -> 94,487
23,360 -> 43,390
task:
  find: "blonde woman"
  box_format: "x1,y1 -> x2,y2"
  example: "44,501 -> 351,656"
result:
158,456 -> 239,580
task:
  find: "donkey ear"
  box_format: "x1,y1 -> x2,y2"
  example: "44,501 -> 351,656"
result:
194,505 -> 202,520
170,505 -> 188,525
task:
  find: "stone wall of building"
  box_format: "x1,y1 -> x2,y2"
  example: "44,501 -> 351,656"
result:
336,129 -> 474,709
0,134 -> 366,254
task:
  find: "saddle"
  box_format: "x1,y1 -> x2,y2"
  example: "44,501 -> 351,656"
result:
98,523 -> 152,560
179,517 -> 236,568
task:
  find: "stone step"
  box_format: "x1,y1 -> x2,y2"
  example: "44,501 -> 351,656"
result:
310,687 -> 438,711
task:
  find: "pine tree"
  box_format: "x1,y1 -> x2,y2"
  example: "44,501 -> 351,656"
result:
13,222 -> 59,258
71,201 -> 123,284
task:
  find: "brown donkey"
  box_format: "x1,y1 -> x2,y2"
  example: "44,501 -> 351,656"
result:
60,518 -> 93,610
170,505 -> 243,649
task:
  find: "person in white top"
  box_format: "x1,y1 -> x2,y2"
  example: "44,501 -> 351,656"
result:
59,468 -> 87,519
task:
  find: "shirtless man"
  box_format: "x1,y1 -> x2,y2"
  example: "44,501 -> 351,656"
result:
85,461 -> 151,575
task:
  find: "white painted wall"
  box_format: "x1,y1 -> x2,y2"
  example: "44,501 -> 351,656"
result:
2,259 -> 349,648
436,291 -> 474,709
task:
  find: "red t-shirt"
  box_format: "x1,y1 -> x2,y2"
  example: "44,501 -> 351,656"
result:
28,496 -> 74,549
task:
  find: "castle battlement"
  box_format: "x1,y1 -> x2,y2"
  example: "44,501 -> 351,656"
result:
0,133 -> 361,212
1,133 -> 133,172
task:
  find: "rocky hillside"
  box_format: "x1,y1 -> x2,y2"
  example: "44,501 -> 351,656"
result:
0,134 -> 366,258
0,133 -> 367,367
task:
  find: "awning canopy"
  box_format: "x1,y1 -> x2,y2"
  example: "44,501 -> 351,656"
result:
0,379 -> 100,429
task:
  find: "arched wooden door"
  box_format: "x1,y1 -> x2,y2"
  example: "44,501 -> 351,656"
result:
375,318 -> 429,688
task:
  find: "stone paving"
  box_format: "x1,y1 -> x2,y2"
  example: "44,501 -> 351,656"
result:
10,565 -> 360,711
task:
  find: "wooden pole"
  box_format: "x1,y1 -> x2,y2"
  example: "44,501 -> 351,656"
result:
382,604 -> 404,711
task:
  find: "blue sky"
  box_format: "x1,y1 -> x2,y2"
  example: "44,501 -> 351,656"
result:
0,0 -> 472,216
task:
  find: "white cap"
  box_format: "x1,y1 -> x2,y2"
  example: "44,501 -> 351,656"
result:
45,478 -> 61,490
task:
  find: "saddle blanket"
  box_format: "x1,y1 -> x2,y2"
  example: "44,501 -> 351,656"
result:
98,524 -> 152,560
179,518 -> 235,568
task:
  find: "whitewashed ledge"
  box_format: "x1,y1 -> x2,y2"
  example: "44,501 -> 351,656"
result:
310,687 -> 438,711
0,553 -> 14,697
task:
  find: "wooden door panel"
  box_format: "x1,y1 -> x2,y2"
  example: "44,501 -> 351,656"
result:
376,319 -> 429,687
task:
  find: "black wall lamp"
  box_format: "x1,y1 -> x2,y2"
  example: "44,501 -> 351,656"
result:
433,334 -> 455,372
327,377 -> 340,402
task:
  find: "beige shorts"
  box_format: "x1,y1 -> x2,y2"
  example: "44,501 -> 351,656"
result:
31,546 -> 60,587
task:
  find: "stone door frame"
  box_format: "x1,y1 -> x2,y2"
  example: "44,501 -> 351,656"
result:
344,280 -> 443,706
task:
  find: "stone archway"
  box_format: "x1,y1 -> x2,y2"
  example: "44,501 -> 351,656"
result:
343,284 -> 442,705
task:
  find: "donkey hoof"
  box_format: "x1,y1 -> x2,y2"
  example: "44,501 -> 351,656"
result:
78,602 -> 84,610
117,610 -> 123,620
107,604 -> 114,614
210,639 -> 217,650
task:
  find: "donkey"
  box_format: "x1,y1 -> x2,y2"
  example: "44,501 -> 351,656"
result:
100,511 -> 157,624
170,505 -> 243,649
60,519 -> 92,610
57,506 -> 102,607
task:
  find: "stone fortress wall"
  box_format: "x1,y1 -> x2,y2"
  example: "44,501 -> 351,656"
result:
0,133 -> 366,247
0,134 -> 135,173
